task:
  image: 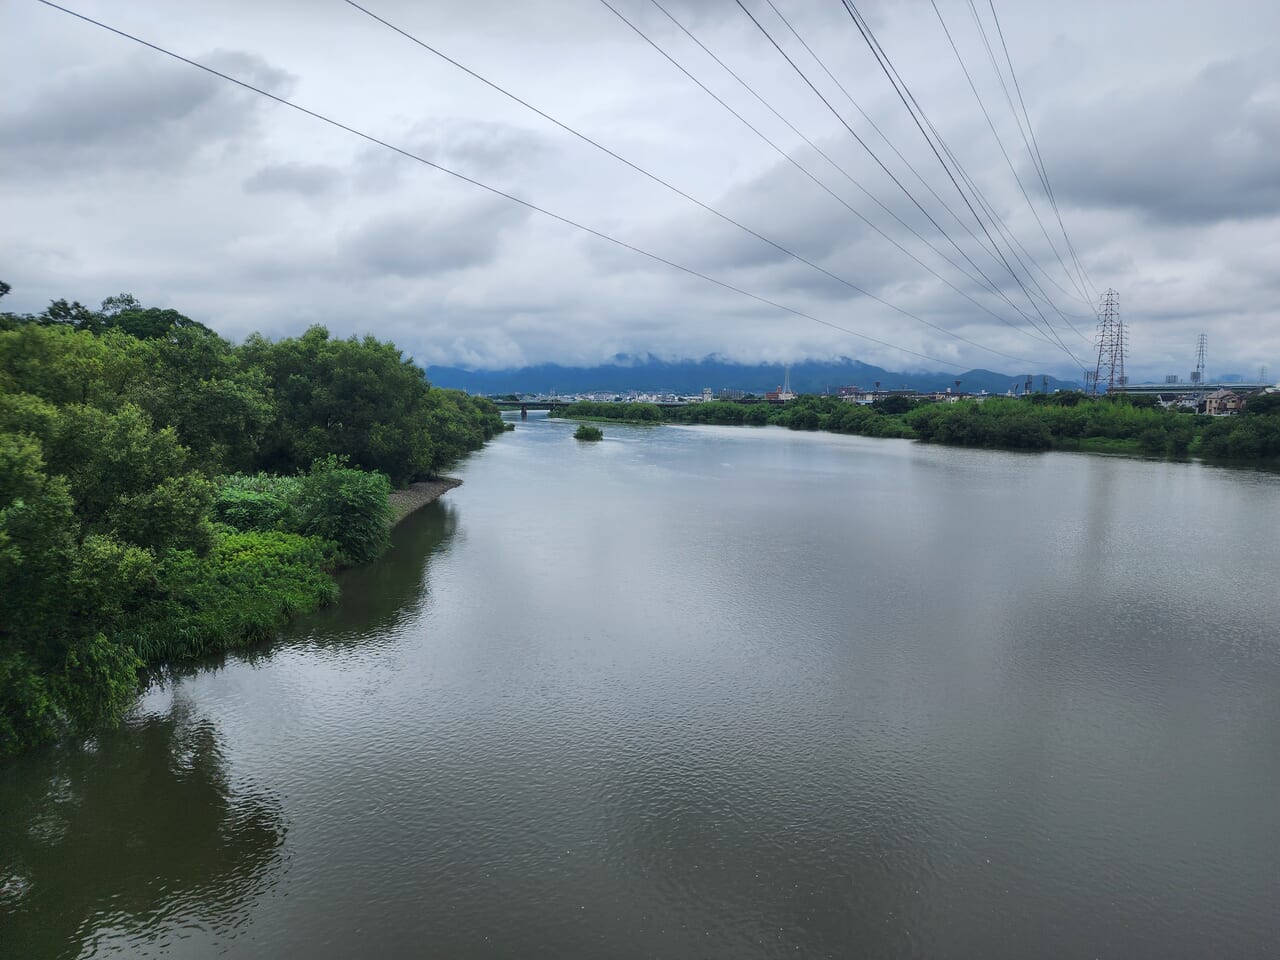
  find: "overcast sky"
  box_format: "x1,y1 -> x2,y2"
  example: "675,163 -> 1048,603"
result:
4,0 -> 1278,380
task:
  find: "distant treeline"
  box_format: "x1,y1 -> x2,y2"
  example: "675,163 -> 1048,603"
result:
555,393 -> 1280,462
0,288 -> 504,755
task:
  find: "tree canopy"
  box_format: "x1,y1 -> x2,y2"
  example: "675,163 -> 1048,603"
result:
1,289 -> 505,755
557,391 -> 1280,461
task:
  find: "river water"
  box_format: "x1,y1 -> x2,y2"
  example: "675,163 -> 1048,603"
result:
3,414 -> 1278,959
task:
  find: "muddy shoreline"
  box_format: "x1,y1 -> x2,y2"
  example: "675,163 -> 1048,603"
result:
387,477 -> 462,527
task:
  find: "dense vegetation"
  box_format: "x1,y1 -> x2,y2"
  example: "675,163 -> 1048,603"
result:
556,392 -> 1280,462
1,289 -> 504,755
573,424 -> 604,441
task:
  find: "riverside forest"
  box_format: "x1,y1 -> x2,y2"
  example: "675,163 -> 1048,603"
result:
0,291 -> 503,756
553,393 -> 1280,464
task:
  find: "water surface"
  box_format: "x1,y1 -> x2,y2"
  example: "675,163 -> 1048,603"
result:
3,415 -> 1278,958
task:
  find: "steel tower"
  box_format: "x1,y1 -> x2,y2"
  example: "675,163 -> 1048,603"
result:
1090,289 -> 1125,395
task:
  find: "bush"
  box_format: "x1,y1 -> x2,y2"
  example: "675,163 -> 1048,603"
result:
132,530 -> 339,662
214,458 -> 391,565
294,455 -> 391,564
574,424 -> 604,441
556,401 -> 659,423
213,473 -> 303,531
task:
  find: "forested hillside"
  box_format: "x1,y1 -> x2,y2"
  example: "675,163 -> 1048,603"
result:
0,289 -> 503,754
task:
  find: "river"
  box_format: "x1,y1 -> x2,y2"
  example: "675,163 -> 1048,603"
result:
3,413 -> 1278,959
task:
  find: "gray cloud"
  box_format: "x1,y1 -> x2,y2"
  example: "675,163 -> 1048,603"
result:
1044,53 -> 1280,224
244,162 -> 342,196
419,119 -> 554,176
340,198 -> 530,277
1,0 -> 1277,381
0,49 -> 293,175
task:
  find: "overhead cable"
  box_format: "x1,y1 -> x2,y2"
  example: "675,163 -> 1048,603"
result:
839,0 -> 1085,367
34,0 -> 974,370
983,0 -> 1099,301
930,0 -> 1094,314
731,0 -> 1066,353
605,0 -> 1056,348
342,0 -> 1045,365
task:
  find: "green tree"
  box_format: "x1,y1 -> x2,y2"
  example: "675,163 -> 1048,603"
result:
128,325 -> 271,472
242,326 -> 445,484
1243,392 -> 1280,417
293,455 -> 391,564
874,394 -> 913,415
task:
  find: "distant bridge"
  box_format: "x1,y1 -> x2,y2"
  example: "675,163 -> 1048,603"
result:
1113,382 -> 1270,397
493,401 -> 564,413
493,400 -> 693,417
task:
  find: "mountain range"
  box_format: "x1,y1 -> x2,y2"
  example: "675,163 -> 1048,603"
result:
424,356 -> 1080,396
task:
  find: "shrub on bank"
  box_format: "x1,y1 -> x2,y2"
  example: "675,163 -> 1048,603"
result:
294,456 -> 391,564
0,525 -> 341,753
132,530 -> 340,662
213,472 -> 303,532
214,457 -> 392,565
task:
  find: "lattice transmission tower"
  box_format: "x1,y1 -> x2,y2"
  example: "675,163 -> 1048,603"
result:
1192,333 -> 1207,386
1090,289 -> 1125,395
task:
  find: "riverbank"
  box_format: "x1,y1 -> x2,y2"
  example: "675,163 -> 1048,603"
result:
552,395 -> 1280,466
388,477 -> 462,526
1,294 -> 509,757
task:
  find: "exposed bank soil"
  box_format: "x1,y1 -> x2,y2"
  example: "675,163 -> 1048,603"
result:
387,477 -> 462,527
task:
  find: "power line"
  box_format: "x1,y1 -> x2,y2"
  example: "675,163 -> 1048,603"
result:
838,0 -> 1084,368
913,82 -> 1094,344
983,0 -> 1099,302
729,0 -> 1067,354
32,0 -> 972,370
759,0 -> 998,280
765,0 -> 1088,331
606,0 -> 1056,349
930,0 -> 1094,313
956,0 -> 1093,309
749,0 -> 1092,338
342,0 -> 1041,365
978,0 -> 1095,300
837,0 -> 1091,339
753,0 -> 1090,335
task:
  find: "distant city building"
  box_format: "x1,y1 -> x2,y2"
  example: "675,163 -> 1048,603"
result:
765,366 -> 796,403
840,391 -> 876,405
1204,389 -> 1244,416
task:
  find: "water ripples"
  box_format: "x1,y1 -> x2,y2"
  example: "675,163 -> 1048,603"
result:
4,421 -> 1279,958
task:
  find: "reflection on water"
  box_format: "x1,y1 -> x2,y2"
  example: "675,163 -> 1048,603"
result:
0,701 -> 285,959
0,503 -> 458,960
277,500 -> 458,647
144,502 -> 459,687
